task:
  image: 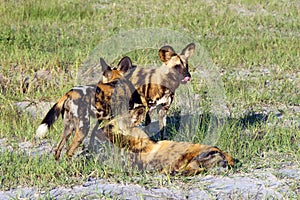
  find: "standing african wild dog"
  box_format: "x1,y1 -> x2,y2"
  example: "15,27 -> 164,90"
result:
35,57 -> 135,160
129,43 -> 195,139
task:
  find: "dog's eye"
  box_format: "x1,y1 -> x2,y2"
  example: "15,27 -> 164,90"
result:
174,64 -> 181,69
103,70 -> 112,78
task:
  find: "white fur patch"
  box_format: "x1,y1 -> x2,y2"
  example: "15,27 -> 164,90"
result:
70,103 -> 79,118
35,123 -> 48,139
73,86 -> 92,95
149,95 -> 172,112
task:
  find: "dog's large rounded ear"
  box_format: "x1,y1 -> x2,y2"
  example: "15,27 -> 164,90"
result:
100,58 -> 112,83
100,57 -> 111,72
181,43 -> 195,59
117,56 -> 132,74
159,45 -> 176,63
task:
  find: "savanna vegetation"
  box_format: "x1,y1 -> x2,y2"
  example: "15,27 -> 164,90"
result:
0,0 -> 299,192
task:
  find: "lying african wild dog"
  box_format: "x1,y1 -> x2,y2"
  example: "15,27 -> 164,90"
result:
35,57 -> 135,160
101,107 -> 234,175
129,43 -> 195,139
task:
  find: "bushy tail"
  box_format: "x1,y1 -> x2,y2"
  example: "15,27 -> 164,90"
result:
35,94 -> 68,139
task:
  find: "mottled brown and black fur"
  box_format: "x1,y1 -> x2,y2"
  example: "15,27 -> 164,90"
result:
102,108 -> 235,175
35,53 -> 235,173
35,57 -> 135,160
129,43 -> 195,139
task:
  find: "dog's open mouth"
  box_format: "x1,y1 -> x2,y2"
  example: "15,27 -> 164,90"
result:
181,76 -> 191,83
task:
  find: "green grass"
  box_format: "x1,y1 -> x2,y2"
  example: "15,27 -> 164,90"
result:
0,0 -> 299,191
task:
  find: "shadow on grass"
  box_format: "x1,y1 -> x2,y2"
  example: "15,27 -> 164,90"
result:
148,110 -> 269,141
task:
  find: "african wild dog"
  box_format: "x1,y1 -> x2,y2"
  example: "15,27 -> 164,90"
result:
35,57 -> 135,160
129,43 -> 195,139
102,107 -> 235,175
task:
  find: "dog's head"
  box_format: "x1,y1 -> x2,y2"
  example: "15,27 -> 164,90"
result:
159,43 -> 195,84
100,56 -> 133,84
96,56 -> 135,119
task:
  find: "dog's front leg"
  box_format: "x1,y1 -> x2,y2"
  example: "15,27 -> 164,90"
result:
144,111 -> 151,130
158,93 -> 173,139
88,120 -> 101,152
195,146 -> 235,169
158,107 -> 168,139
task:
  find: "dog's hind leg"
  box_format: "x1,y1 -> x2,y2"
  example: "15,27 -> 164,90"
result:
55,123 -> 73,160
66,128 -> 87,158
66,118 -> 90,158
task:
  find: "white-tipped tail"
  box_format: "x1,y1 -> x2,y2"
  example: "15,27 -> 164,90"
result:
35,123 -> 49,139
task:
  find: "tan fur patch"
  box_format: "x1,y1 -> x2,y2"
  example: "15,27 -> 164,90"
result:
103,116 -> 234,175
